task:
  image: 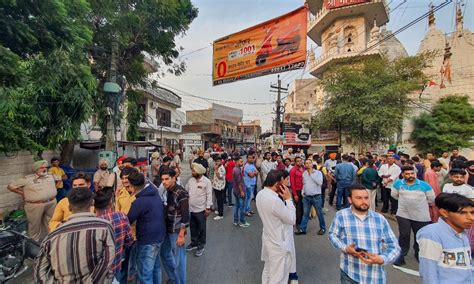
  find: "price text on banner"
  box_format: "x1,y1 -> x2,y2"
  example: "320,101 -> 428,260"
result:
212,6 -> 307,86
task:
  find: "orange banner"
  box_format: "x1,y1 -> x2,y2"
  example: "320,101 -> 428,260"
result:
212,6 -> 307,86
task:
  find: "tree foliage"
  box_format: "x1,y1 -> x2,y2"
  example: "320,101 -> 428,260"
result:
311,54 -> 431,148
0,0 -> 94,156
411,95 -> 474,155
0,0 -> 198,160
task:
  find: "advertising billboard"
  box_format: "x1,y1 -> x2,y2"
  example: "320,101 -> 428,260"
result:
282,122 -> 311,146
325,0 -> 370,10
212,6 -> 307,86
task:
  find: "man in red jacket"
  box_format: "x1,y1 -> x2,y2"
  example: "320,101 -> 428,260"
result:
290,157 -> 304,226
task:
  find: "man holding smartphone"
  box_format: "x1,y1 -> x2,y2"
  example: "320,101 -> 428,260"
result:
257,170 -> 296,284
329,184 -> 400,283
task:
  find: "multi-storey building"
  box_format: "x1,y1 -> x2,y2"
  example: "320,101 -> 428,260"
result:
182,103 -> 243,151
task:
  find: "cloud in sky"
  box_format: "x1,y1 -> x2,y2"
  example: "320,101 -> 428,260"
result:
159,0 -> 473,132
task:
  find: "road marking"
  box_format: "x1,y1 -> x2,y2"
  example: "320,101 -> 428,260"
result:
392,265 -> 420,276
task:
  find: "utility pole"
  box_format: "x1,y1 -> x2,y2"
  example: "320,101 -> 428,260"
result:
270,75 -> 288,135
105,40 -> 120,151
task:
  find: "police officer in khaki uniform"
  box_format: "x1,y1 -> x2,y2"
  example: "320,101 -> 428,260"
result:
7,160 -> 57,241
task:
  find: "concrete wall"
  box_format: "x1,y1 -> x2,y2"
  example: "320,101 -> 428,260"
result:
0,151 -> 59,214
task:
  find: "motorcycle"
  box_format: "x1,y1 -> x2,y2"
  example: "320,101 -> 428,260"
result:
0,218 -> 40,283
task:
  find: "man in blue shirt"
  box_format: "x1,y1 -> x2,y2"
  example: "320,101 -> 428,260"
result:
244,154 -> 258,216
328,183 -> 400,283
417,193 -> 474,284
334,154 -> 356,210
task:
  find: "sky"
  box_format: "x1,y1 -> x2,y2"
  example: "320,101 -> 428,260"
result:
160,0 -> 473,132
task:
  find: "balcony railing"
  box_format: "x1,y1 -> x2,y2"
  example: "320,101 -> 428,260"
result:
308,45 -> 382,76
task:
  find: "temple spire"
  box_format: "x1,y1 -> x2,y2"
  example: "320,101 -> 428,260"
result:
428,3 -> 435,28
456,2 -> 464,33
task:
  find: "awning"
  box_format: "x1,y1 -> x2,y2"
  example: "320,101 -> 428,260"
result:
79,140 -> 162,150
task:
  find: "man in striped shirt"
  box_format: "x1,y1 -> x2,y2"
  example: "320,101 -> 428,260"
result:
34,187 -> 115,283
328,184 -> 400,283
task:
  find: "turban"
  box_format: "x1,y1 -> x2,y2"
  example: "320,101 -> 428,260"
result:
33,160 -> 48,171
192,163 -> 207,175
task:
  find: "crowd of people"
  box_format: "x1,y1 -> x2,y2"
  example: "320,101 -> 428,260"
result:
5,146 -> 474,283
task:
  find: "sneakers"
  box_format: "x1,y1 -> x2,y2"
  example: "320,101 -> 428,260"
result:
323,208 -> 329,212
245,212 -> 253,217
233,222 -> 239,226
186,244 -> 198,251
228,204 -> 234,207
213,216 -> 223,220
195,248 -> 205,257
317,229 -> 326,235
239,222 -> 250,228
214,210 -> 219,215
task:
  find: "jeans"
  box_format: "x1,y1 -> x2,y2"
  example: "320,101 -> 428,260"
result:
233,193 -> 246,224
225,181 -> 233,204
340,269 -> 358,284
244,185 -> 254,213
336,181 -> 352,210
396,216 -> 430,262
295,190 -> 303,226
161,233 -> 186,284
190,212 -> 207,249
136,242 -> 163,284
321,185 -> 326,208
214,189 -> 224,216
300,195 -> 326,232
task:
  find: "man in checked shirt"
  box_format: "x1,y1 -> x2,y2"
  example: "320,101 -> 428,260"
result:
94,187 -> 133,283
329,184 -> 400,284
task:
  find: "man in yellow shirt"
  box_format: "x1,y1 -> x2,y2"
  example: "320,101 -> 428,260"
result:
48,172 -> 92,231
48,158 -> 68,202
115,167 -> 138,214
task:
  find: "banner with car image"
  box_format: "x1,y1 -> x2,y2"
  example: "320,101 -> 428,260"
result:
212,6 -> 307,86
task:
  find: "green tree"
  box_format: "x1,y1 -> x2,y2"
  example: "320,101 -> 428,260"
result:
87,0 -> 198,137
411,95 -> 474,155
311,54 -> 430,151
0,0 -> 95,159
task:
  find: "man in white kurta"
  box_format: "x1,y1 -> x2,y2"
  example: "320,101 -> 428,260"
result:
256,170 -> 296,284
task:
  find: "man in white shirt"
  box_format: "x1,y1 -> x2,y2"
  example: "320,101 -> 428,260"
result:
443,168 -> 474,199
378,155 -> 401,214
185,163 -> 213,257
256,170 -> 296,284
261,152 -> 277,185
212,156 -> 226,220
296,159 -> 326,236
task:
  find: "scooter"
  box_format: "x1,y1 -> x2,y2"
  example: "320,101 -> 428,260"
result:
255,24 -> 302,66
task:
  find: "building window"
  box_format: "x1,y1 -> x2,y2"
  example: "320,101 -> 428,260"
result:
156,107 -> 171,127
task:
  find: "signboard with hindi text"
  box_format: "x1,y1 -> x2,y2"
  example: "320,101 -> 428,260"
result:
212,6 -> 307,86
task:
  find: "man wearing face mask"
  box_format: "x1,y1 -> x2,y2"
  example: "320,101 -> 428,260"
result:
8,160 -> 57,241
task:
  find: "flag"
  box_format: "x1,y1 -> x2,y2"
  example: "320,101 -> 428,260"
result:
428,80 -> 438,87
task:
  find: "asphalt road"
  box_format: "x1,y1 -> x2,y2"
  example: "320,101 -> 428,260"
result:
13,164 -> 422,284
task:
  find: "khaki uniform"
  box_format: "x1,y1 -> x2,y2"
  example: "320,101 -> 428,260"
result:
93,169 -> 111,189
9,174 -> 57,241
